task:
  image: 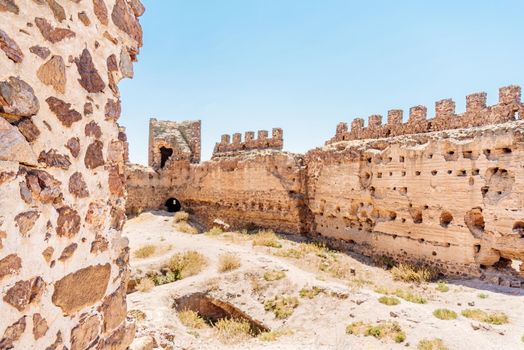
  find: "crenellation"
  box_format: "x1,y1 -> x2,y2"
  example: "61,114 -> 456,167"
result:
368,114 -> 382,128
211,127 -> 284,158
232,132 -> 242,144
245,131 -> 255,142
327,85 -> 524,144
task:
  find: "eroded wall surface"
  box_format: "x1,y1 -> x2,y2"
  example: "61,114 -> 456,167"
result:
1,0 -> 143,348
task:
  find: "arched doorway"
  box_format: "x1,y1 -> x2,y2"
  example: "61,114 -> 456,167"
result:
165,197 -> 181,212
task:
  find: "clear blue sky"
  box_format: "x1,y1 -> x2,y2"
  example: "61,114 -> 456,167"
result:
120,0 -> 524,164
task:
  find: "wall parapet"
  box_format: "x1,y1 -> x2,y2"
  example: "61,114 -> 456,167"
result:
327,85 -> 523,144
212,127 -> 283,158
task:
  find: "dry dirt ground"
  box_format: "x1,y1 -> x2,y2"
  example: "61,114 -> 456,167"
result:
124,211 -> 524,350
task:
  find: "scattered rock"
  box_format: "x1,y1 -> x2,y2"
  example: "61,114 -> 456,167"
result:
14,210 -> 40,236
0,316 -> 26,349
37,55 -> 66,94
75,48 -> 106,93
29,45 -> 51,59
3,277 -> 45,311
0,77 -> 40,122
35,17 -> 75,43
56,206 -> 81,238
0,254 -> 22,281
46,96 -> 82,127
32,313 -> 49,340
69,172 -> 89,198
0,117 -> 38,164
0,28 -> 23,63
52,264 -> 111,315
84,140 -> 105,169
38,149 -> 71,169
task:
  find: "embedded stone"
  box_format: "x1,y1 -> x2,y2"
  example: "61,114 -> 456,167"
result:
108,165 -> 124,196
51,264 -> 111,315
107,54 -> 118,71
0,0 -> 19,14
0,171 -> 15,185
111,0 -> 143,46
42,247 -> 54,263
14,210 -> 40,236
32,313 -> 48,340
0,254 -> 22,281
0,28 -> 23,63
35,17 -> 75,43
105,99 -> 121,121
46,331 -> 64,350
37,55 -> 66,94
58,243 -> 78,261
93,0 -> 108,25
85,120 -> 102,138
56,206 -> 81,238
75,48 -> 106,93
0,316 -> 26,349
17,118 -> 40,142
103,30 -> 118,44
3,277 -> 45,311
46,96 -> 82,127
128,0 -> 145,17
120,48 -> 134,79
84,102 -> 93,115
66,137 -> 80,157
71,315 -> 101,350
110,205 -> 125,230
91,235 -> 109,254
107,140 -> 124,163
0,77 -> 40,122
45,0 -> 66,22
78,11 -> 91,26
0,117 -> 38,164
85,201 -> 106,229
96,322 -> 135,350
0,231 -> 5,250
29,45 -> 51,59
85,140 -> 105,169
38,149 -> 71,169
99,286 -> 126,333
69,171 -> 89,198
20,168 -> 62,204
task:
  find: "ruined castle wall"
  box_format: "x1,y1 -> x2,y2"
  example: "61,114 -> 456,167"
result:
212,128 -> 283,159
307,122 -> 524,282
0,0 -> 143,348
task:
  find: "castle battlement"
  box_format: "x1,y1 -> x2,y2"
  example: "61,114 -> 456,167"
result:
212,127 -> 283,158
327,85 -> 523,144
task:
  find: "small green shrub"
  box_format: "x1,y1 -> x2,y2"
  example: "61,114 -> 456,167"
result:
205,227 -> 224,236
378,296 -> 401,306
263,270 -> 285,281
436,281 -> 449,292
477,293 -> 488,299
264,296 -> 299,319
346,321 -> 405,343
299,286 -> 322,299
417,338 -> 448,350
394,289 -> 427,304
461,309 -> 508,325
433,309 -> 457,320
258,329 -> 293,342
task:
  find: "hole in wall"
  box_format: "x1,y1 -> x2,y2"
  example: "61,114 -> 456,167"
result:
512,221 -> 524,237
440,211 -> 453,228
165,197 -> 181,212
160,146 -> 174,168
464,207 -> 485,238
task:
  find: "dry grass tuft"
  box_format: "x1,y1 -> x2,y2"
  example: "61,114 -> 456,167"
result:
173,211 -> 189,223
134,245 -> 156,258
252,230 -> 282,248
178,310 -> 206,329
258,329 -> 293,342
477,293 -> 488,299
213,318 -> 252,344
264,295 -> 299,319
374,286 -> 426,304
433,309 -> 457,320
263,270 -> 286,281
175,222 -> 198,234
435,281 -> 449,292
127,309 -> 146,321
205,227 -> 224,236
299,286 -> 322,299
461,309 -> 509,325
417,338 -> 448,350
391,263 -> 439,283
346,321 -> 406,343
135,277 -> 155,292
378,296 -> 400,306
165,251 -> 207,279
218,253 -> 241,273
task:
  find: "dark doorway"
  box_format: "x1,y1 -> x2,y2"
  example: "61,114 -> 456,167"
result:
160,146 -> 173,168
165,197 -> 181,212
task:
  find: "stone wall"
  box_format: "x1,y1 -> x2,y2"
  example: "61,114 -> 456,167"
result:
1,0 -> 143,348
127,88 -> 524,287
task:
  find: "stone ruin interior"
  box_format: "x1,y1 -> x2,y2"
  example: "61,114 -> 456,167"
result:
0,0 -> 523,349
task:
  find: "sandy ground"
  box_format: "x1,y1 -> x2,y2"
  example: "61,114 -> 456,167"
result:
124,211 -> 524,350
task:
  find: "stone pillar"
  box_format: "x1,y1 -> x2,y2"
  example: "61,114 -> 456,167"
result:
0,0 -> 144,348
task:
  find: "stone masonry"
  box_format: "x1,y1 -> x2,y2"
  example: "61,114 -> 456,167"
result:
126,85 -> 524,288
1,0 -> 143,349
